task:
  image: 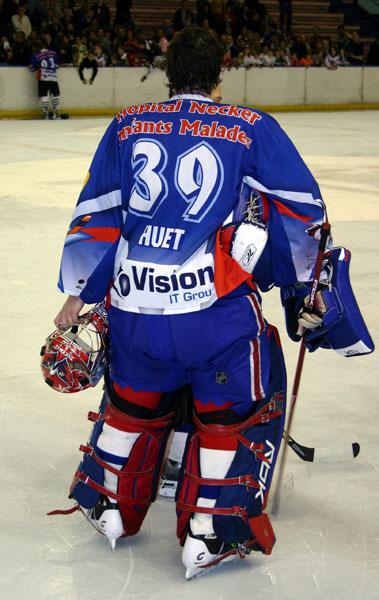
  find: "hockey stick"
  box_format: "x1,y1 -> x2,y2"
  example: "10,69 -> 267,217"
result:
271,222 -> 331,515
285,432 -> 360,463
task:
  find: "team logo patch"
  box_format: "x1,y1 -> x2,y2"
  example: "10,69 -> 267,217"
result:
215,372 -> 228,385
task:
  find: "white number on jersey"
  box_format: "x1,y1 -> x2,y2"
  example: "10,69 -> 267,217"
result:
128,139 -> 224,222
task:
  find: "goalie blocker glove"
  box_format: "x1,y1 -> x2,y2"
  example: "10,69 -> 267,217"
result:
281,247 -> 374,356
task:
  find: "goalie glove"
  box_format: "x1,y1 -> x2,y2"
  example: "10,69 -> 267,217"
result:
220,221 -> 268,274
297,291 -> 326,334
281,247 -> 374,356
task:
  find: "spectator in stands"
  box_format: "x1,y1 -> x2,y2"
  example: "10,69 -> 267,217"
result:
154,28 -> 169,65
72,35 -> 88,66
92,0 -> 111,29
222,46 -> 232,69
367,37 -> 379,66
124,28 -> 139,65
12,5 -> 32,39
259,46 -> 276,67
78,48 -> 98,83
325,46 -> 343,69
173,0 -> 195,32
93,43 -> 107,66
275,47 -> 290,66
11,30 -> 31,64
312,41 -> 324,67
73,3 -> 88,34
299,50 -> 313,67
59,33 -> 74,64
0,36 -> 12,63
321,36 -> 331,56
61,6 -> 74,32
223,3 -> 236,35
43,31 -> 58,52
163,18 -> 174,40
114,0 -> 133,26
210,0 -> 224,34
196,0 -> 211,25
292,33 -> 309,61
336,24 -> 350,51
278,0 -> 292,35
346,30 -> 364,65
309,26 -> 322,53
240,45 -> 257,68
290,51 -> 299,66
108,46 -> 127,65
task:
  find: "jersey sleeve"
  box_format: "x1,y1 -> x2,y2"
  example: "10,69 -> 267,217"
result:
58,118 -> 123,304
30,53 -> 38,71
243,113 -> 328,286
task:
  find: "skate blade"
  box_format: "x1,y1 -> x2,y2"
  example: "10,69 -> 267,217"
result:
185,554 -> 238,580
109,538 -> 117,551
78,506 -> 122,550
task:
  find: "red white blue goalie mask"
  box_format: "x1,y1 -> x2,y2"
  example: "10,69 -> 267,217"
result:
40,304 -> 109,393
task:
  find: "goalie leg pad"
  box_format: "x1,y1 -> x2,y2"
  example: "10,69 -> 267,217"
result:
70,390 -> 175,537
176,325 -> 286,553
70,391 -> 109,509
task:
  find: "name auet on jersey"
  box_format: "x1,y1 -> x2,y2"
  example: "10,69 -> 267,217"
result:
137,225 -> 185,250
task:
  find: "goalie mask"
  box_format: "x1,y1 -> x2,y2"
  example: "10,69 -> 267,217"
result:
40,303 -> 109,393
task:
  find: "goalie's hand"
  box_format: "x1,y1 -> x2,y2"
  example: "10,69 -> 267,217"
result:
297,291 -> 326,335
54,295 -> 85,330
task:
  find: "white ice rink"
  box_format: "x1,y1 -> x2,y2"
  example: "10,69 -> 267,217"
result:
0,111 -> 378,600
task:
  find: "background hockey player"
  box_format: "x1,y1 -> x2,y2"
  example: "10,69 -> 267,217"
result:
30,45 -> 60,120
51,26 -> 369,579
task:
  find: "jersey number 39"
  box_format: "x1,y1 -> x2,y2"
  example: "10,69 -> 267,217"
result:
128,139 -> 224,223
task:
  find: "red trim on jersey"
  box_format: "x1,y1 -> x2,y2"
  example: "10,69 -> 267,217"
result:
80,226 -> 121,243
214,227 -> 251,298
260,192 -> 270,223
248,293 -> 264,334
251,339 -> 263,401
246,279 -> 257,291
112,383 -> 163,409
272,199 -> 313,222
194,397 -> 234,414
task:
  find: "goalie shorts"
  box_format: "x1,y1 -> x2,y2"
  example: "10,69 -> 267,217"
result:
38,80 -> 60,97
108,293 -> 270,418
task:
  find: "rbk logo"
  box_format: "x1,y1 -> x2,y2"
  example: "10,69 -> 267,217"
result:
254,440 -> 275,503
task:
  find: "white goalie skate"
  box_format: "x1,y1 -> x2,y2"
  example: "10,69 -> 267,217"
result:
81,495 -> 124,550
182,524 -> 245,580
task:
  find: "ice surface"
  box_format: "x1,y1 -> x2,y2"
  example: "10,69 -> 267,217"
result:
0,112 -> 378,600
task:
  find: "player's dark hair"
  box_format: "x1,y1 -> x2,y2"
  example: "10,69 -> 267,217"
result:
166,26 -> 223,97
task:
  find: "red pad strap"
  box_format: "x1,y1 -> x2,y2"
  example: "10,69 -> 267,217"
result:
236,437 -> 270,463
248,513 -> 276,555
177,500 -> 248,521
79,444 -> 154,478
47,506 -> 79,516
106,404 -> 175,435
185,471 -> 259,490
193,397 -> 283,438
74,470 -> 151,506
88,411 -> 100,422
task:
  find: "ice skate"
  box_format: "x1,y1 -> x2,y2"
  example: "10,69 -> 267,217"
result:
81,495 -> 124,550
159,458 -> 181,499
182,525 -> 243,580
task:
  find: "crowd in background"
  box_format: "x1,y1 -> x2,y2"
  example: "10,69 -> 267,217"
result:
0,0 -> 378,76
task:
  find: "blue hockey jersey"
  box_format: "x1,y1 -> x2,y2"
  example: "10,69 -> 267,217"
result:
31,49 -> 59,81
58,94 -> 327,314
